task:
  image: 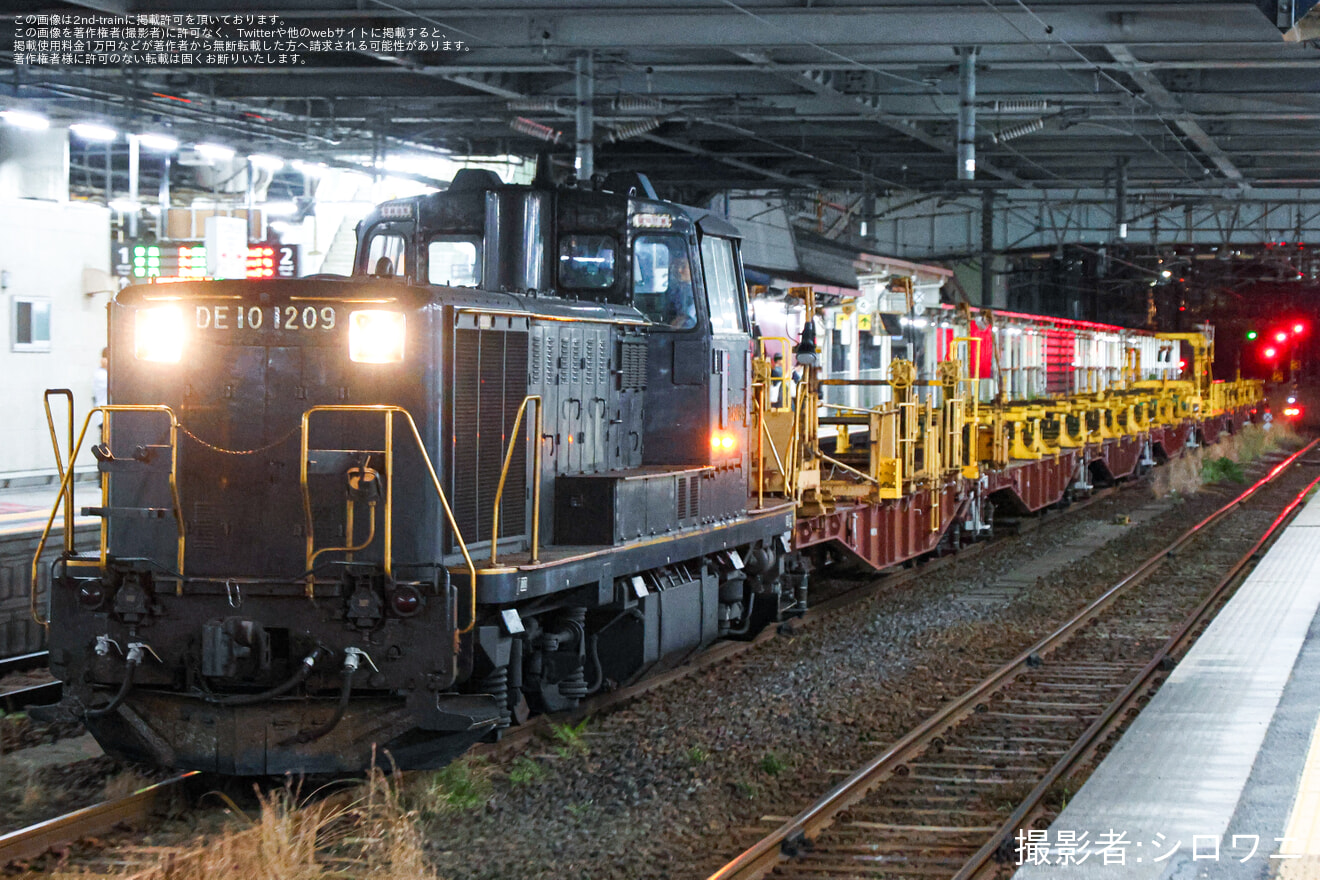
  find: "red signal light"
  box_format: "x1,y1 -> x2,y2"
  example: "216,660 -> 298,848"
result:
1294,322 -> 1306,334
1276,331 -> 1288,343
1264,347 -> 1278,359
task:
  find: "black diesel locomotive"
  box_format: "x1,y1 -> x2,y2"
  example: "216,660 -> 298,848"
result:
37,170 -> 804,773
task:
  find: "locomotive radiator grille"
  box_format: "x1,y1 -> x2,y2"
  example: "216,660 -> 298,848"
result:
449,315 -> 530,548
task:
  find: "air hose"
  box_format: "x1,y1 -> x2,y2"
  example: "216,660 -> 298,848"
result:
85,643 -> 144,719
279,648 -> 363,746
205,648 -> 323,706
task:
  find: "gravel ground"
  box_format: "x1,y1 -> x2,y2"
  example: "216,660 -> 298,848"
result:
420,446 -> 1311,880
6,439 -> 1305,878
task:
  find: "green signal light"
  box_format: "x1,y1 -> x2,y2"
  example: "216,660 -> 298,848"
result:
1246,330 -> 1258,340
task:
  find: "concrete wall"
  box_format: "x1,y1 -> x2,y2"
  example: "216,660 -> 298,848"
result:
0,199 -> 111,477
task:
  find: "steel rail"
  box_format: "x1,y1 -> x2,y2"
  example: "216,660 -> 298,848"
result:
955,467 -> 1320,879
707,437 -> 1319,880
1,681 -> 61,714
0,773 -> 197,868
0,651 -> 49,678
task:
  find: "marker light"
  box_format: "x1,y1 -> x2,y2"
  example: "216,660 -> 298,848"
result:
1284,407 -> 1302,417
70,123 -> 117,142
137,132 -> 179,151
134,306 -> 184,363
711,432 -> 737,452
1276,331 -> 1288,343
348,310 -> 406,363
1,110 -> 50,130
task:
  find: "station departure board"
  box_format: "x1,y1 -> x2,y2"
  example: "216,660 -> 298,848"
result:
113,240 -> 299,281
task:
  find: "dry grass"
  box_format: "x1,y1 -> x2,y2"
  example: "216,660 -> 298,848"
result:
117,766 -> 440,880
1151,424 -> 1296,498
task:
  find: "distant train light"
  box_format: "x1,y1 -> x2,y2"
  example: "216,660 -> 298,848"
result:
349,310 -> 406,363
134,306 -> 184,363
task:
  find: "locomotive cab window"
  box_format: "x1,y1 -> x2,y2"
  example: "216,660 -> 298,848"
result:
699,235 -> 747,334
365,230 -> 408,278
632,234 -> 697,330
427,236 -> 481,287
558,234 -> 616,289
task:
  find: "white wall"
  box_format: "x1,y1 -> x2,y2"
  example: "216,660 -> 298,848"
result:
0,199 -> 111,476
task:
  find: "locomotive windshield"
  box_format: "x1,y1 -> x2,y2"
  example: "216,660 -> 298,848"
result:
364,226 -> 410,278
632,234 -> 697,330
427,236 -> 481,287
699,235 -> 747,333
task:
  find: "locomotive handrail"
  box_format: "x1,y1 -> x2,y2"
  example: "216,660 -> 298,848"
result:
298,404 -> 479,633
31,405 -> 184,626
490,395 -> 543,566
42,390 -> 76,556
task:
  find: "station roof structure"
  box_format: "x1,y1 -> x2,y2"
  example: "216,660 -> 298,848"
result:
4,0 -> 1318,197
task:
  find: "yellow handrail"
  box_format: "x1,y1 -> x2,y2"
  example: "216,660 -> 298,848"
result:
490,395 -> 543,566
42,389 -> 75,555
299,405 -> 479,633
31,404 -> 183,626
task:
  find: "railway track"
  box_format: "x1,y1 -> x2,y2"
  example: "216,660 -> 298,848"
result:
0,651 -> 59,713
707,438 -> 1320,880
0,448 -> 1290,873
0,465 -> 1164,871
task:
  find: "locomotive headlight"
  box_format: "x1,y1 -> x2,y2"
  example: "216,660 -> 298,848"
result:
349,310 -> 406,364
134,305 -> 184,363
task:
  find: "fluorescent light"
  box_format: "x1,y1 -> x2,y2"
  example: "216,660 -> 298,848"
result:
2,110 -> 50,130
291,160 -> 327,176
70,123 -> 117,142
137,132 -> 179,151
262,200 -> 297,217
196,142 -> 235,161
248,153 -> 284,171
108,198 -> 141,212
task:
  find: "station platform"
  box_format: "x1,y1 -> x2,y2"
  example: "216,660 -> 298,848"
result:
0,478 -> 97,538
1014,490 -> 1320,879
